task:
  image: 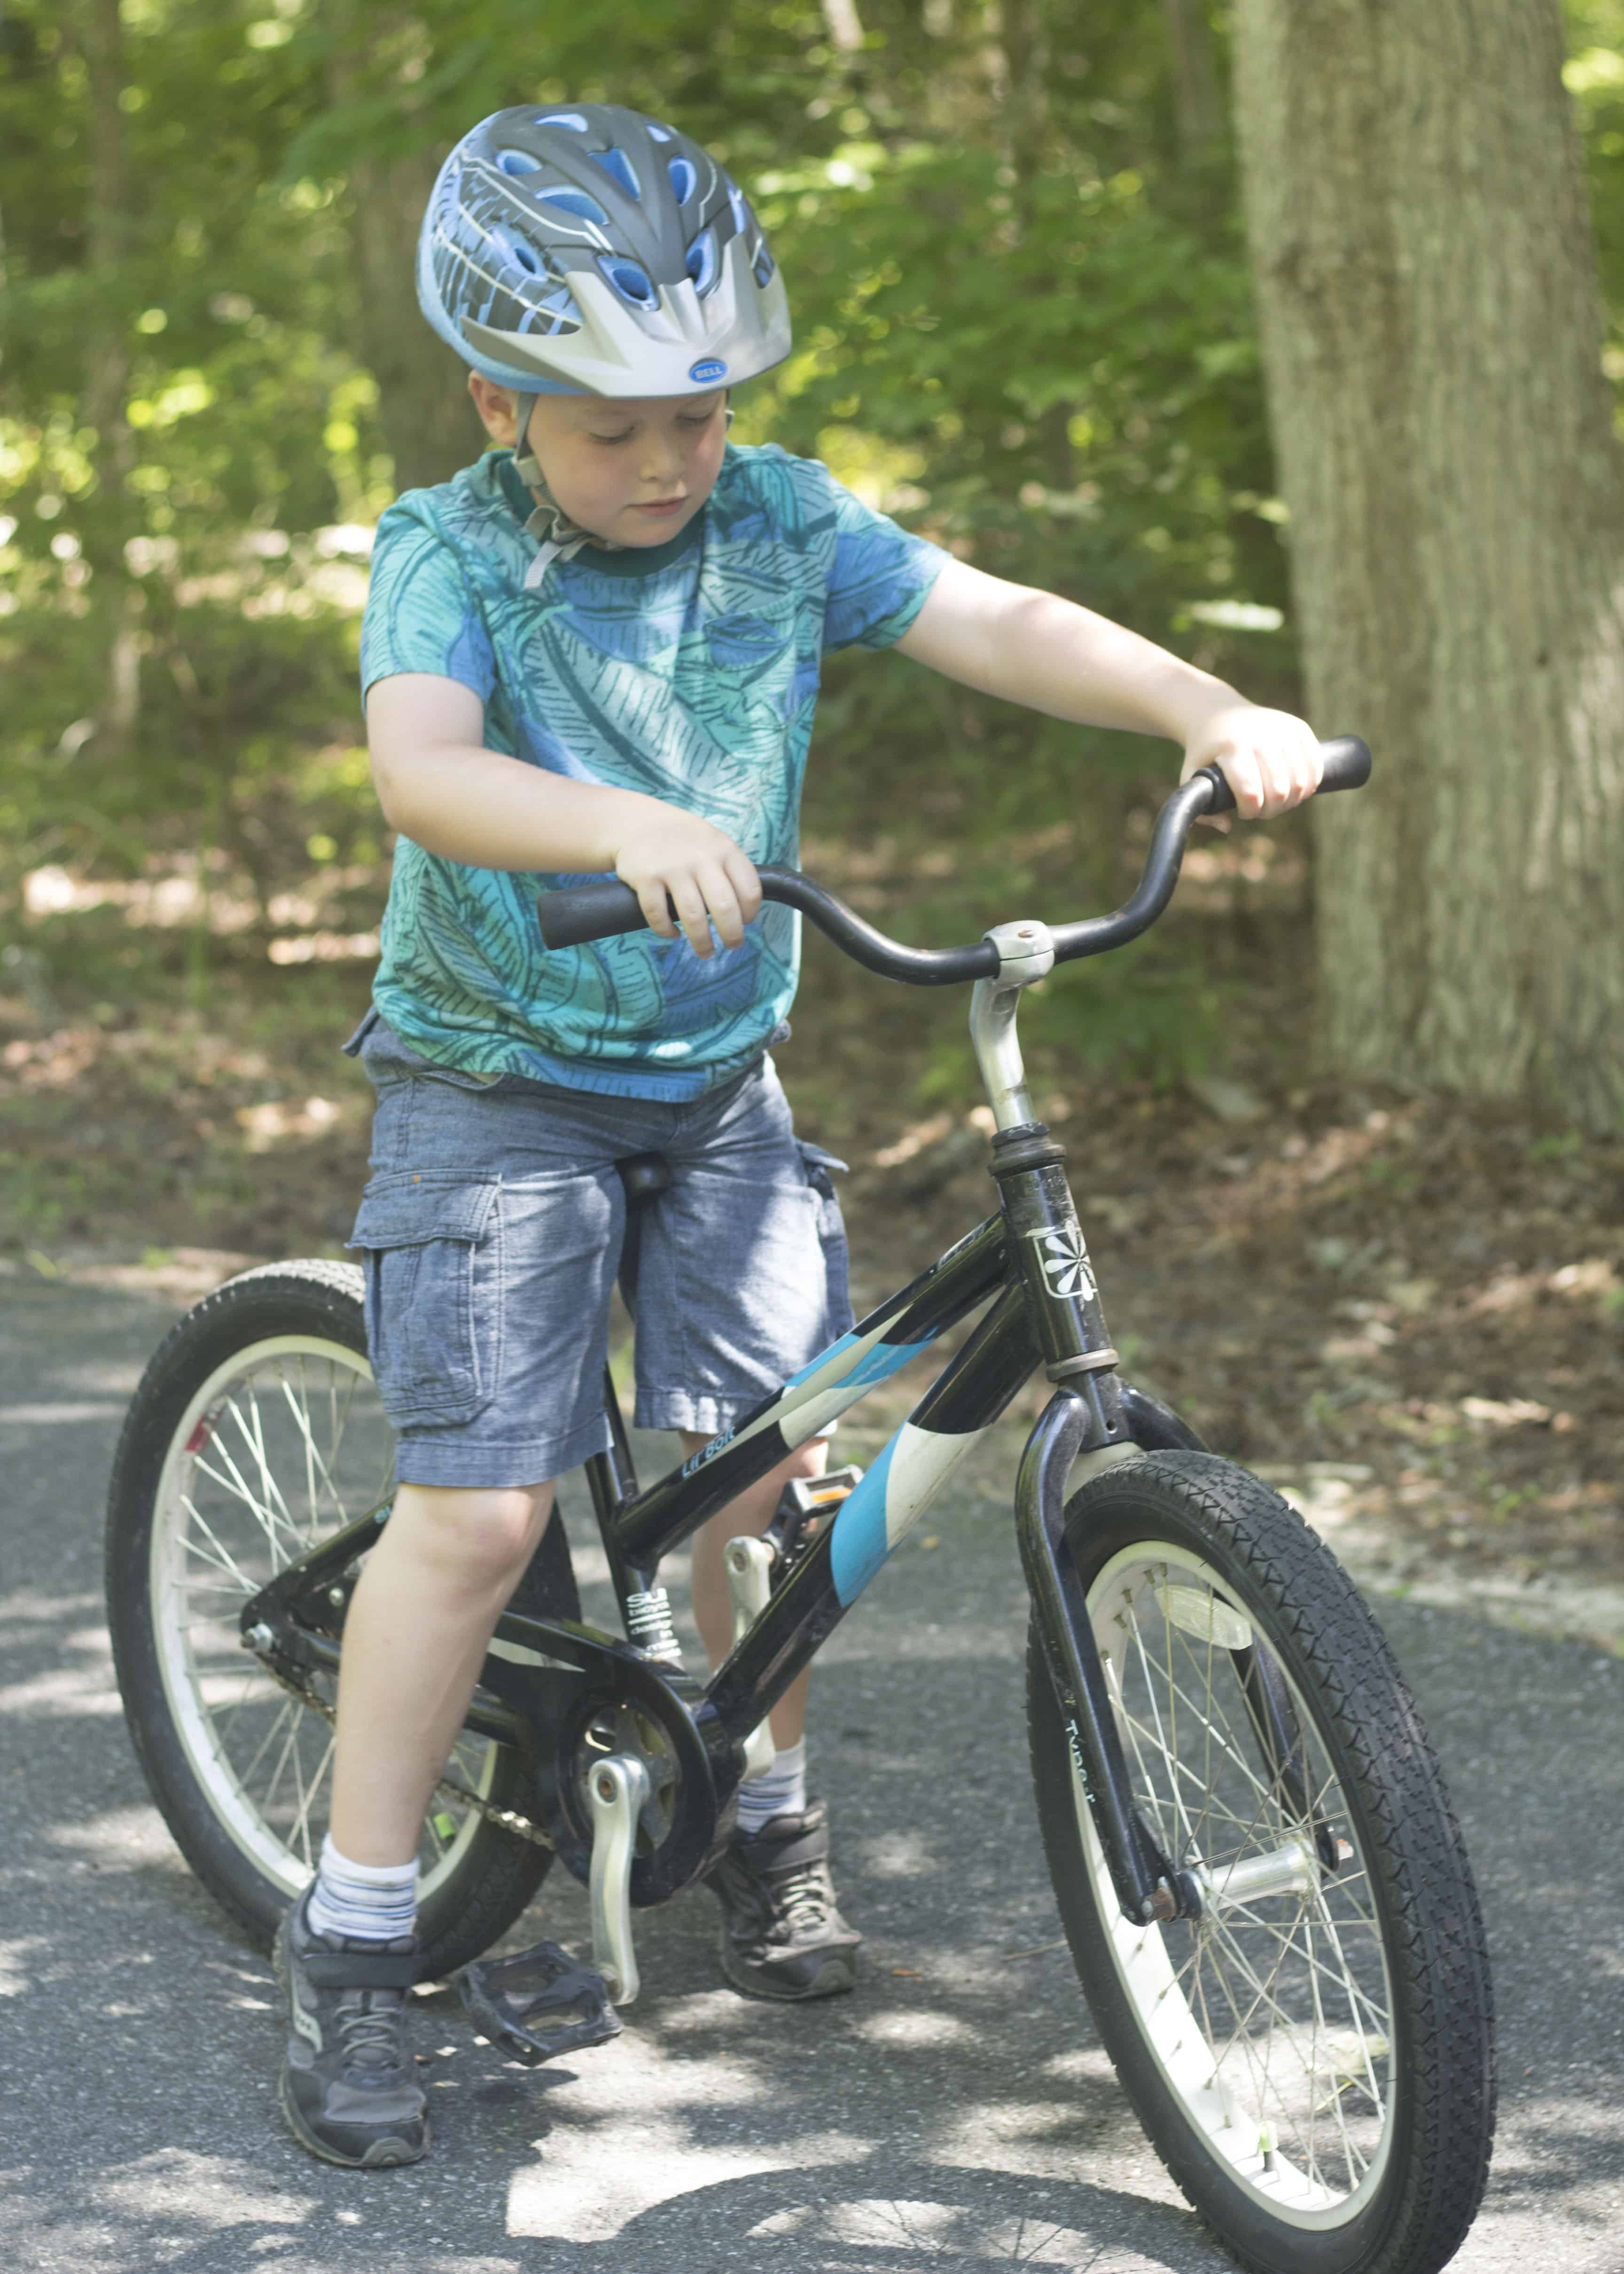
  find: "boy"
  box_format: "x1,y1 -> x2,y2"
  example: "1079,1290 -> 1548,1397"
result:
278,101 -> 1322,2170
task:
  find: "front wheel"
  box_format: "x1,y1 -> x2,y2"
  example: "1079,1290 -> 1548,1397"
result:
1028,1451 -> 1494,2274
105,1261 -> 579,1977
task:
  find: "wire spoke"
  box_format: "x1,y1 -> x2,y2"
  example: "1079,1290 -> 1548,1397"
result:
276,1372 -> 350,1522
179,1498 -> 258,1594
1085,1540 -> 1400,2208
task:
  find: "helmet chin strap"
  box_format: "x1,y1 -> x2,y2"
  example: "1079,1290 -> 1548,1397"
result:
511,394 -> 734,589
511,394 -> 626,572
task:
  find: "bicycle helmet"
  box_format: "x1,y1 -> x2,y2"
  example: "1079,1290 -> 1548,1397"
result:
417,103 -> 790,398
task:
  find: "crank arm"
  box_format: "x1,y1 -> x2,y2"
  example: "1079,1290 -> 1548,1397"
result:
723,1536 -> 778,1781
588,1752 -> 651,2003
1016,1388 -> 1173,1926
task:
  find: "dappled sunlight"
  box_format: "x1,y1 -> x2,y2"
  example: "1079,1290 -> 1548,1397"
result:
0,1937 -> 48,1998
0,1662 -> 125,1718
856,1828 -> 940,1881
854,2007 -> 976,2049
46,1804 -> 184,1868
91,2149 -> 310,2230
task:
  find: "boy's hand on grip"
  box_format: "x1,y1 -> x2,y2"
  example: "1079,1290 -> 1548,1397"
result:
613,810 -> 762,957
1179,704 -> 1323,826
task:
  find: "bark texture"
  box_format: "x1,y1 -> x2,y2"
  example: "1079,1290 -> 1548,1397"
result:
345,136 -> 483,497
1231,0 -> 1624,1128
75,0 -> 142,746
328,9 -> 481,497
1161,0 -> 1225,167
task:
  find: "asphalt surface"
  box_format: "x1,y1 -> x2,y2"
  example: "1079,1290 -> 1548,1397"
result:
2,1268 -> 1622,2273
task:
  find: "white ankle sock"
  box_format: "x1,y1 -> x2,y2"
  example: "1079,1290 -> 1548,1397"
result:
306,1834 -> 418,1944
735,1738 -> 807,1835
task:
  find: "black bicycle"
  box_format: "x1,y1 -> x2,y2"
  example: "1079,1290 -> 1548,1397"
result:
106,738 -> 1495,2274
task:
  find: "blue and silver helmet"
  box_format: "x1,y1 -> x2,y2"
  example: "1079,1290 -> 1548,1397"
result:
417,103 -> 791,398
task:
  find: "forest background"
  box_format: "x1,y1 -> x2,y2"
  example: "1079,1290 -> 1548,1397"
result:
4,0 -> 1624,1631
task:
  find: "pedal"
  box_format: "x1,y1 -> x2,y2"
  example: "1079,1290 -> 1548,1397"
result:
588,1751 -> 650,2004
723,1537 -> 778,1780
453,1940 -> 622,2067
767,1465 -> 864,1560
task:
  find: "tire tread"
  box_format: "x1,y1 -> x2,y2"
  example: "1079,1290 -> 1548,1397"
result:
1027,1451 -> 1494,2274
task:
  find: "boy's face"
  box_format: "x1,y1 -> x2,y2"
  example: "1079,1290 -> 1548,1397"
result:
468,375 -> 728,548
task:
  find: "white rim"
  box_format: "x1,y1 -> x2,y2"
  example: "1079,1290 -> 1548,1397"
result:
1073,1538 -> 1397,2228
149,1332 -> 497,1902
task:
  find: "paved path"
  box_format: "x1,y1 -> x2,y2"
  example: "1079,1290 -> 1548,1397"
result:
2,1268 -> 1621,2272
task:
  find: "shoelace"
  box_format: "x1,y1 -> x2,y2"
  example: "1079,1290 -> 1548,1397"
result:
773,1861 -> 832,1938
336,1990 -> 406,2070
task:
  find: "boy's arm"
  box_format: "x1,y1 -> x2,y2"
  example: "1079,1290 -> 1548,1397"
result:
366,673 -> 760,956
893,557 -> 1321,818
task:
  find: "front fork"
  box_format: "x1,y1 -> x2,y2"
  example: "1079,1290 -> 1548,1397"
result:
989,1106 -> 1193,1929
1016,1387 -> 1192,1925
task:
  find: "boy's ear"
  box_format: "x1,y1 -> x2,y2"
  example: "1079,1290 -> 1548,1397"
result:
467,371 -> 519,447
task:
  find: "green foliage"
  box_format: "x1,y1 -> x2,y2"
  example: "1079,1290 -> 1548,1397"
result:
1567,0 -> 1624,377
4,3 -> 1616,1081
0,0 -> 1287,941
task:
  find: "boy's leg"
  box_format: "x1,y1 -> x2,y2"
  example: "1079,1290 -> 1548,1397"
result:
681,1432 -> 861,2001
682,1433 -> 824,1748
278,1480 -> 552,2171
328,1480 -> 554,1862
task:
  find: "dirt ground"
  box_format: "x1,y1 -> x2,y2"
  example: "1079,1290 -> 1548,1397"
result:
5,879 -> 1621,1651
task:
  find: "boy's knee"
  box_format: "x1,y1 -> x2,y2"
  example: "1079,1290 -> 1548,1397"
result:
397,1481 -> 552,1586
782,1439 -> 828,1482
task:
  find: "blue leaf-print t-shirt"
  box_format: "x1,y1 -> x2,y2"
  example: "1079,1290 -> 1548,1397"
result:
359,441 -> 948,1099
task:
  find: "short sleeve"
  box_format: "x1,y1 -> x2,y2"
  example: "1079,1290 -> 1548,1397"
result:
359,508 -> 495,706
805,462 -> 950,654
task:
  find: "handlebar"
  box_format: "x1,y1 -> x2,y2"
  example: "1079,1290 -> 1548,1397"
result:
535,735 -> 1372,988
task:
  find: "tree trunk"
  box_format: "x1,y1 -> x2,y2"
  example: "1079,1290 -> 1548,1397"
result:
1231,0 -> 1624,1129
74,0 -> 142,750
345,139 -> 483,496
328,13 -> 481,497
1161,0 -> 1225,168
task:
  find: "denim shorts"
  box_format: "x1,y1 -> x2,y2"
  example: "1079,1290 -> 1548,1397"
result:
343,1014 -> 854,1489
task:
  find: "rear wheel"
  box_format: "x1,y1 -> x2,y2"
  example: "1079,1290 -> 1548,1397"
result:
106,1261 -> 577,1977
1028,1451 -> 1494,2274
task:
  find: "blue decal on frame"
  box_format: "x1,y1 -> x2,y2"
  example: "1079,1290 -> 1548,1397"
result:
829,1434 -> 899,1606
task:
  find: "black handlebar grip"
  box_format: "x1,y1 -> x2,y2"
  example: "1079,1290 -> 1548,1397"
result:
1196,734 -> 1372,816
536,878 -> 649,950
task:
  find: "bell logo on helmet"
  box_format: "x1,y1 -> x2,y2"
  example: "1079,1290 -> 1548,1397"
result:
689,358 -> 728,384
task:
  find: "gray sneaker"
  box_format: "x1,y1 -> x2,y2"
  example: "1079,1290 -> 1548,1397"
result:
705,1799 -> 862,2001
273,1888 -> 428,2169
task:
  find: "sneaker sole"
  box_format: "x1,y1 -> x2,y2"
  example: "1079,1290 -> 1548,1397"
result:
718,1936 -> 859,2002
277,2067 -> 430,2170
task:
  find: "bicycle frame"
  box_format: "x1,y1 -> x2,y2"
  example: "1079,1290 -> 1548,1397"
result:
243,924 -> 1213,1932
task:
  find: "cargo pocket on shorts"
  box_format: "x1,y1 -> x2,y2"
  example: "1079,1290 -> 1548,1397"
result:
795,1141 -> 855,1341
346,1171 -> 503,1428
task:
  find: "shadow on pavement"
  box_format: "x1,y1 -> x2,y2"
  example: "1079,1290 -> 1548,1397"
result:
2,1274 -> 1623,2270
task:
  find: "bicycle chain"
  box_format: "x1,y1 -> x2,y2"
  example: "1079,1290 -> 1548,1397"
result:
266,1661 -> 555,1854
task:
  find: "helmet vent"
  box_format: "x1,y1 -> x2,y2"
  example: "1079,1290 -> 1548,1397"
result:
647,123 -> 673,142
752,243 -> 775,287
497,149 -> 542,177
592,147 -> 640,199
539,188 -> 609,227
598,255 -> 659,308
685,227 -> 719,296
536,111 -> 589,131
667,156 -> 697,205
498,230 -> 543,276
726,182 -> 748,234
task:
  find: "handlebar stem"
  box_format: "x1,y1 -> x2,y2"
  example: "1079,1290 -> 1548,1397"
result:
970,920 -> 1057,1132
